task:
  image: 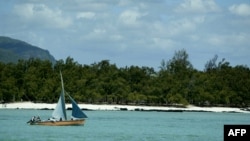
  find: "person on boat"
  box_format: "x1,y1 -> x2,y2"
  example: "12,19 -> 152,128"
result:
48,117 -> 56,121
32,116 -> 35,122
36,116 -> 41,122
27,116 -> 36,123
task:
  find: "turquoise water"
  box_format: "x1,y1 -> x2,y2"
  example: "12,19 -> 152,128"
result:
0,109 -> 249,141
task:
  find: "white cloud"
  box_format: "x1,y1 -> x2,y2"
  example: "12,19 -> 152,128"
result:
14,3 -> 72,28
76,12 -> 96,19
93,28 -> 106,34
229,3 -> 250,16
167,16 -> 205,36
206,33 -> 250,48
175,0 -> 220,13
152,37 -> 177,50
1,0 -> 249,70
80,28 -> 106,41
119,9 -> 147,26
110,34 -> 123,41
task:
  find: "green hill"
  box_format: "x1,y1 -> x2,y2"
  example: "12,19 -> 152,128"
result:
0,36 -> 56,63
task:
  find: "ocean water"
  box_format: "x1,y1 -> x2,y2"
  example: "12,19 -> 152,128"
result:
0,109 -> 249,141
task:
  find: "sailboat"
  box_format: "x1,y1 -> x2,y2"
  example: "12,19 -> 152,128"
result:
27,71 -> 88,126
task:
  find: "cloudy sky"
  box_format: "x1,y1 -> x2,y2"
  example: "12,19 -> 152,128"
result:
1,0 -> 250,71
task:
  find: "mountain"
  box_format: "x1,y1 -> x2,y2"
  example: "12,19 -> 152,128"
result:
0,36 -> 56,64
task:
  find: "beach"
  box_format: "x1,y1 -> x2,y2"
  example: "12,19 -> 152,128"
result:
1,102 -> 249,113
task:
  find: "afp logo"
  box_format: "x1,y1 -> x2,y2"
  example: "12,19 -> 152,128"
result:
224,125 -> 250,141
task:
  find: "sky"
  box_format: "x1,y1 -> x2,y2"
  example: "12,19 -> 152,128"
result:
0,0 -> 250,71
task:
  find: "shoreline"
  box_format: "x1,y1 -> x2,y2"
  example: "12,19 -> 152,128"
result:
1,102 -> 250,113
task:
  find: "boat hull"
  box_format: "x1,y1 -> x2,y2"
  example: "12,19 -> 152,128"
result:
29,119 -> 85,126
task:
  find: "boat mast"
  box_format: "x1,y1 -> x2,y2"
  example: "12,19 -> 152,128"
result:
60,71 -> 67,120
60,71 -> 65,97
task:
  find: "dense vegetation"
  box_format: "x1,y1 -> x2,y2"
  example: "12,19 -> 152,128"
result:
0,49 -> 249,107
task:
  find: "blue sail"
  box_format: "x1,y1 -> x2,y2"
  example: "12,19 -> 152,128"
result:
68,94 -> 88,119
52,71 -> 87,121
51,71 -> 67,120
52,91 -> 67,120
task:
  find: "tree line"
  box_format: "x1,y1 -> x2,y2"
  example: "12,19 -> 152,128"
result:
0,49 -> 250,107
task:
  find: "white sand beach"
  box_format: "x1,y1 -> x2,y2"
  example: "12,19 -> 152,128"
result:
1,102 -> 250,113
